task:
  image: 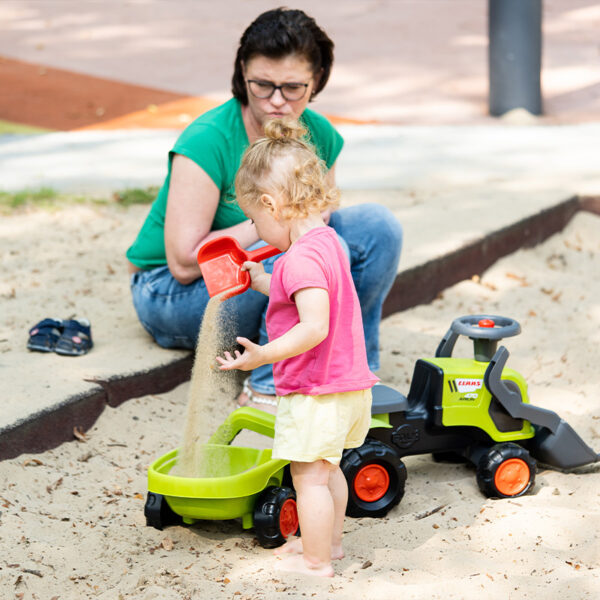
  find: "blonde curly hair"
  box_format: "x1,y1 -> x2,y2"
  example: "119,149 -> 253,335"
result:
235,118 -> 340,220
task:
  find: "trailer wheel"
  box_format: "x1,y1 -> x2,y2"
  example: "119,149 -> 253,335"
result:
144,492 -> 182,530
253,486 -> 299,548
341,439 -> 406,517
476,443 -> 536,498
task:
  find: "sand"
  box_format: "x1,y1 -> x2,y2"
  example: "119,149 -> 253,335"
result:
1,209 -> 599,599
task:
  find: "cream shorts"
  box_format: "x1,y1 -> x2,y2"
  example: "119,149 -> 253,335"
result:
272,388 -> 373,465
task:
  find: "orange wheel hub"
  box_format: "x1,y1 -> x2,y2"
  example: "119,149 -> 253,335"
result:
494,458 -> 530,496
354,464 -> 390,502
279,498 -> 299,538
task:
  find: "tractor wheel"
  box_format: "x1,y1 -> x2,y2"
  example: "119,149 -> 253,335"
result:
144,492 -> 182,530
253,486 -> 299,548
476,443 -> 536,498
341,439 -> 407,518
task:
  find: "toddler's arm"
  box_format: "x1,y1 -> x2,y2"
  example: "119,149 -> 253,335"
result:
216,286 -> 329,371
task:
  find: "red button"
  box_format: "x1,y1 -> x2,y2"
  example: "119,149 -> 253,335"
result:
478,318 -> 495,328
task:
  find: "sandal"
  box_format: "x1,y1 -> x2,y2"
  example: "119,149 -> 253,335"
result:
27,318 -> 63,352
238,377 -> 278,408
54,318 -> 93,356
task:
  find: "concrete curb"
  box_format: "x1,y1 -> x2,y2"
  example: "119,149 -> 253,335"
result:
383,195 -> 599,316
0,355 -> 193,460
1,195 -> 598,461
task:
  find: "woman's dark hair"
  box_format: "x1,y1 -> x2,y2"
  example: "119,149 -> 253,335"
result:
232,8 -> 334,105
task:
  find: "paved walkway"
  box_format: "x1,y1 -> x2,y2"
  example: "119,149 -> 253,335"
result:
1,0 -> 600,127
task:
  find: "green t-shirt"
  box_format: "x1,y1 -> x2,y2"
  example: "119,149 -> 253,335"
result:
126,98 -> 344,269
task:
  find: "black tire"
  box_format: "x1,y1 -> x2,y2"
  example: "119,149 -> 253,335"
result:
476,443 -> 536,498
281,463 -> 294,489
144,492 -> 182,530
341,439 -> 407,518
253,486 -> 299,548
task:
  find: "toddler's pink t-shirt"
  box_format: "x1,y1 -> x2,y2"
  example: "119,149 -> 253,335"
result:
266,227 -> 378,396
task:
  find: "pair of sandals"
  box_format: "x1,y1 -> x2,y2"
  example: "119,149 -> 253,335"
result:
27,318 -> 93,356
238,377 -> 278,410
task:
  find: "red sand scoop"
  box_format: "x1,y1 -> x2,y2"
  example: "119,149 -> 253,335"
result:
196,236 -> 280,299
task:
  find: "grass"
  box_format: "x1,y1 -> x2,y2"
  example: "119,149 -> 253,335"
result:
0,186 -> 159,214
112,186 -> 159,206
0,119 -> 53,134
0,187 -> 62,211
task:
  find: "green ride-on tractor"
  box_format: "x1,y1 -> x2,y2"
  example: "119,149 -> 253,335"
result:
145,314 -> 598,546
342,314 -> 599,518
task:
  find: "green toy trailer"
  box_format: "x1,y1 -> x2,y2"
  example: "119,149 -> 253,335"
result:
145,408 -> 298,548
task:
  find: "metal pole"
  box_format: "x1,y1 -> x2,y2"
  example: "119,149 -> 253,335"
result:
488,0 -> 542,116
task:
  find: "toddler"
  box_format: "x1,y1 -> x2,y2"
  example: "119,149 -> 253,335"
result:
217,119 -> 378,577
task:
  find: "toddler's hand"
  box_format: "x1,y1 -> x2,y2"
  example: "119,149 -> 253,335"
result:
216,337 -> 265,371
242,260 -> 264,278
242,261 -> 270,295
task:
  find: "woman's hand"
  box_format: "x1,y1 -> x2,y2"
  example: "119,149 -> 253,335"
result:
216,337 -> 266,371
242,261 -> 271,295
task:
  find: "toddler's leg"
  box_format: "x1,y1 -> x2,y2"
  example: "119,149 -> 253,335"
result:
328,465 -> 348,560
276,460 -> 336,577
274,464 -> 347,561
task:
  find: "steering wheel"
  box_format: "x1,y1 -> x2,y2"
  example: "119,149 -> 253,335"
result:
451,315 -> 521,340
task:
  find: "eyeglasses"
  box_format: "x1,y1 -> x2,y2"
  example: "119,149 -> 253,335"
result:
246,79 -> 309,101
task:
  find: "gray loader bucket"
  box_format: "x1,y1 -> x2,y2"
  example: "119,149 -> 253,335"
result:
485,347 -> 599,470
529,420 -> 599,470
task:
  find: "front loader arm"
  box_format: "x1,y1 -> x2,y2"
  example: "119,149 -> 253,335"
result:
484,346 -> 561,432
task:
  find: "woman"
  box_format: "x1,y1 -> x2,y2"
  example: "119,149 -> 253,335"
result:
127,8 -> 402,407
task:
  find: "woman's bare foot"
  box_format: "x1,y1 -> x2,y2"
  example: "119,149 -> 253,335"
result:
274,537 -> 344,560
237,379 -> 277,414
275,554 -> 334,578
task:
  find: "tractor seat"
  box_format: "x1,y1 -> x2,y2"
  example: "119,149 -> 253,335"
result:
371,384 -> 409,415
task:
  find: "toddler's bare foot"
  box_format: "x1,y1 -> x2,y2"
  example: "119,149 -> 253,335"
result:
331,544 -> 345,561
274,537 -> 344,560
274,538 -> 303,556
275,554 -> 334,578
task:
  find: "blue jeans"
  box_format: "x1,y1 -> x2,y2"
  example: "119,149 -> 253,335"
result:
130,204 -> 402,395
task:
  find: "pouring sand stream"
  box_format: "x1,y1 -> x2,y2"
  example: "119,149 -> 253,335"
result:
173,287 -> 242,478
